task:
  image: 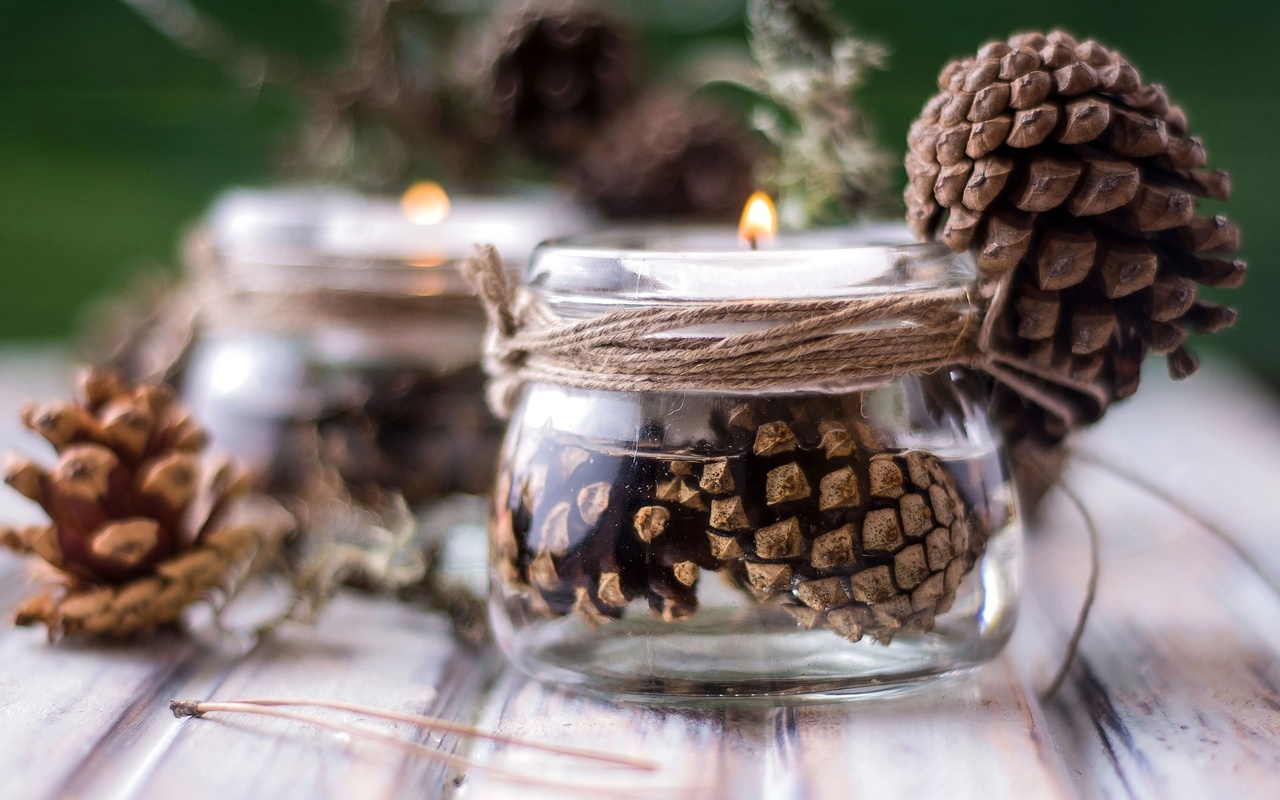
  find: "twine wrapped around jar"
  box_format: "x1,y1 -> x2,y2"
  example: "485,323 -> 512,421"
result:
463,244 -> 990,415
462,244 -> 1102,440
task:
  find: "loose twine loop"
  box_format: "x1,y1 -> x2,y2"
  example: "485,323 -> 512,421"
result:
461,245 -> 985,417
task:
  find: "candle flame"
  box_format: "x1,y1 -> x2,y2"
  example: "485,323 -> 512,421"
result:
401,181 -> 451,225
406,255 -> 447,268
738,191 -> 778,245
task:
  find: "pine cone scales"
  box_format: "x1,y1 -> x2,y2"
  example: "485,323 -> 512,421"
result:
0,370 -> 290,638
696,403 -> 993,644
578,91 -> 761,220
905,31 -> 1244,445
496,436 -> 713,626
496,398 -> 1003,645
470,0 -> 637,160
302,367 -> 503,506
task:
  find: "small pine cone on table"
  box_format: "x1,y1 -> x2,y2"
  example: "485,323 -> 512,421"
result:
577,90 -> 762,220
904,31 -> 1245,457
0,369 -> 292,639
461,0 -> 638,161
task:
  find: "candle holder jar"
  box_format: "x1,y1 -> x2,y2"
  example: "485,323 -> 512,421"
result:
182,187 -> 590,507
487,226 -> 1022,702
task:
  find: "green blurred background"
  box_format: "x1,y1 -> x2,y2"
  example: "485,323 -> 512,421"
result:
1,1 -> 1275,377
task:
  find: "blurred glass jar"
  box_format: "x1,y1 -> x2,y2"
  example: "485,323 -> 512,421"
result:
182,186 -> 592,506
489,226 -> 1022,701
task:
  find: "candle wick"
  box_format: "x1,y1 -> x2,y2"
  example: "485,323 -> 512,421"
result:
748,235 -> 759,251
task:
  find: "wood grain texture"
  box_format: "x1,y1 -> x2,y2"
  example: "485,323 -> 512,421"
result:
0,351 -> 1277,799
1019,362 -> 1280,800
455,652 -> 1074,799
788,661 -> 1077,800
451,661 -> 1078,799
123,598 -> 483,800
457,672 -> 770,799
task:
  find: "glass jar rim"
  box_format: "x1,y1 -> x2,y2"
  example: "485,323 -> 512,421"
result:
199,185 -> 591,300
526,222 -> 977,308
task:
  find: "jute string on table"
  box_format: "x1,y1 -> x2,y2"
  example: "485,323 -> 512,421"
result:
461,245 -> 985,417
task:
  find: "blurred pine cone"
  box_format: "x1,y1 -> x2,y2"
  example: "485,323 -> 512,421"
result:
0,370 -> 291,639
578,90 -> 761,220
286,0 -> 499,188
311,367 -> 503,507
904,31 -> 1244,451
465,0 -> 638,160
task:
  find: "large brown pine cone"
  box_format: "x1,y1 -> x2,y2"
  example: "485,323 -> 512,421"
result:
904,31 -> 1244,451
577,90 -> 762,220
464,0 -> 638,160
0,370 -> 291,639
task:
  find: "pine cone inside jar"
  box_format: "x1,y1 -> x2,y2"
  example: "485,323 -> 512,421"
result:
308,367 -> 503,507
904,31 -> 1244,451
496,425 -> 717,627
0,369 -> 291,639
467,0 -> 638,160
694,398 -> 1000,644
495,397 -> 1007,643
577,90 -> 762,220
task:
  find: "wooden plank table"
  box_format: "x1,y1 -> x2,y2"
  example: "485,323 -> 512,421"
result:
0,349 -> 1277,799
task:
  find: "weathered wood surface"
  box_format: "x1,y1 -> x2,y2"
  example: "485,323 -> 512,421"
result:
0,351 -> 1277,799
458,661 -> 1077,800
1025,363 -> 1280,799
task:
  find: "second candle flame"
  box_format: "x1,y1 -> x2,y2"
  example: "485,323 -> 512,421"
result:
738,191 -> 778,249
401,181 -> 451,226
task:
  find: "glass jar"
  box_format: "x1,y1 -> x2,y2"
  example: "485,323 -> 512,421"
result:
488,225 -> 1022,702
181,187 -> 591,507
